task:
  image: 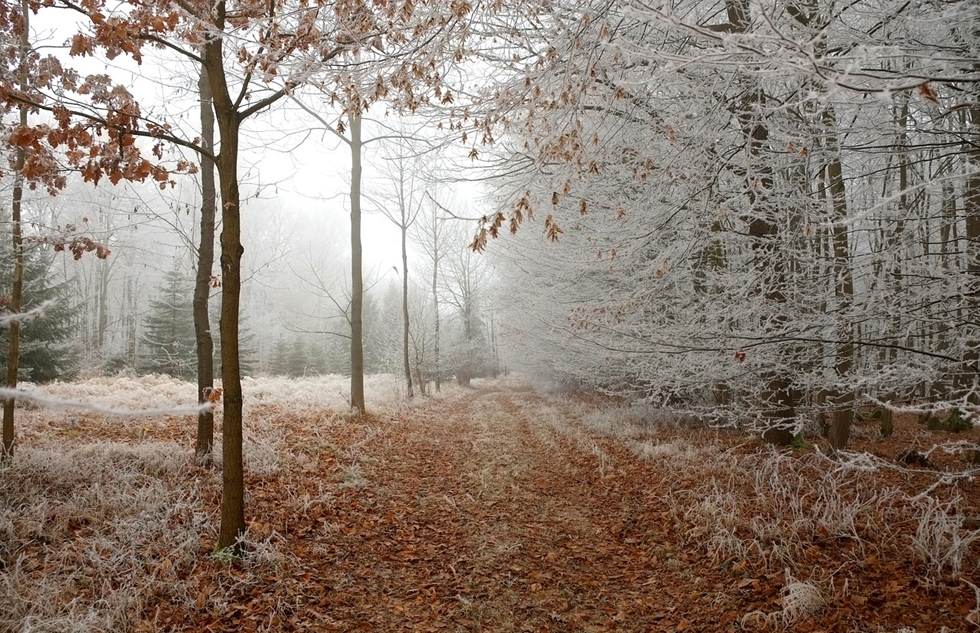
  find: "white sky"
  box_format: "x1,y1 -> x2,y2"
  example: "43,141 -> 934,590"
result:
27,6 -> 490,276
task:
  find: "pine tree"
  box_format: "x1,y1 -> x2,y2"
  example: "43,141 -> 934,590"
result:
268,335 -> 309,377
270,335 -> 288,376
285,337 -> 308,377
210,300 -> 257,378
0,234 -> 77,383
140,263 -> 196,379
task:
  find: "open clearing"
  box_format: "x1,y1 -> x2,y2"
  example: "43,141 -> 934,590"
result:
2,376 -> 979,632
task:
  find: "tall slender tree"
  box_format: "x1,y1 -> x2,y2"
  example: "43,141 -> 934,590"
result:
193,66 -> 217,460
349,114 -> 366,412
1,0 -> 28,463
375,137 -> 426,397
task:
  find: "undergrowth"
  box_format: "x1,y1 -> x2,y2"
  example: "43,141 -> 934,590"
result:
0,442 -> 210,631
532,388 -> 980,629
1,373 -> 465,633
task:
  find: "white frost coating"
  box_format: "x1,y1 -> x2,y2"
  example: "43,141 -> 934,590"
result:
0,386 -> 210,418
0,302 -> 52,327
15,374 -> 461,426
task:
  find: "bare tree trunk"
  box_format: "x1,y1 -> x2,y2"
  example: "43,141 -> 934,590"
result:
878,96 -> 912,439
401,214 -> 413,398
743,99 -> 795,444
962,91 -> 980,406
433,231 -> 441,393
349,114 -> 366,413
2,0 -> 29,464
204,21 -> 246,552
458,290 -> 473,387
194,66 -> 217,461
489,308 -> 499,378
725,0 -> 795,444
125,277 -> 137,366
696,220 -> 730,407
891,96 -> 910,357
97,257 -> 109,352
826,111 -> 855,452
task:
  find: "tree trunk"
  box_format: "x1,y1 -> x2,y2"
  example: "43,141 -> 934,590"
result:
960,84 -> 980,406
194,65 -> 217,461
890,96 -> 909,360
96,257 -> 109,352
433,230 -> 441,393
879,406 -> 894,438
401,213 -> 413,398
125,276 -> 137,366
828,405 -> 852,451
489,309 -> 499,378
743,101 -> 795,444
349,114 -> 366,413
458,292 -> 473,387
2,0 -> 29,464
725,0 -> 795,444
826,113 -> 855,452
204,22 -> 246,553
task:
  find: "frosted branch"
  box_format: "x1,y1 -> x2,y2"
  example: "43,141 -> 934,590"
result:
0,302 -> 53,327
0,387 -> 212,418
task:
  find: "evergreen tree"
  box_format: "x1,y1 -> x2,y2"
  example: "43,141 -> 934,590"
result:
0,233 -> 77,383
361,288 -> 386,374
140,263 -> 196,379
269,334 -> 289,376
268,334 -> 312,377
316,335 -> 349,375
285,337 -> 308,377
211,300 -> 257,377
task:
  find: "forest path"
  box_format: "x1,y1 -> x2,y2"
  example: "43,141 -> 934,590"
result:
163,384 -> 750,633
277,385 -> 733,632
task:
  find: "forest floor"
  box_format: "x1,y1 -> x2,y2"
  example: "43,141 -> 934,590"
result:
3,376 -> 980,632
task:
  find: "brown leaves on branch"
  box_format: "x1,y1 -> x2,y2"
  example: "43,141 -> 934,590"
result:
543,214 -> 563,242
28,224 -> 111,260
917,82 -> 939,104
2,0 -> 479,197
470,193 -> 546,252
4,92 -> 187,189
0,1 -> 197,192
469,211 -> 504,252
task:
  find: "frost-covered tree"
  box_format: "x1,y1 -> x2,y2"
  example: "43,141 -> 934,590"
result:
476,0 -> 980,446
443,224 -> 493,386
411,189 -> 456,391
269,335 -> 309,378
0,235 -> 77,383
210,300 -> 257,378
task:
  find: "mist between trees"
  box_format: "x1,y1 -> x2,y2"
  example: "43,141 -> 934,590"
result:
0,0 -> 979,545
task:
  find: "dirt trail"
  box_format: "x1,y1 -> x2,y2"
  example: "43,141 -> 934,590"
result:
154,383 -> 979,633
241,385 -> 735,632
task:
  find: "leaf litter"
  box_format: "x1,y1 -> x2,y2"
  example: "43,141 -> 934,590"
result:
2,378 -> 979,632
